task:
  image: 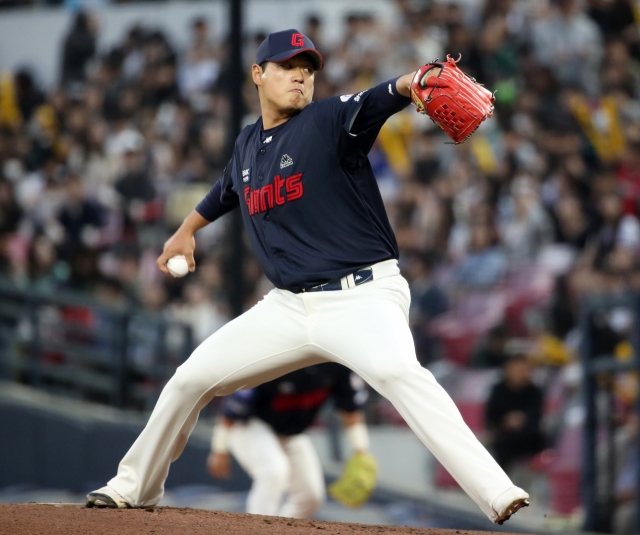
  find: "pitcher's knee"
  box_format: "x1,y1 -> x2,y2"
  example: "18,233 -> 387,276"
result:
168,364 -> 216,398
367,359 -> 417,387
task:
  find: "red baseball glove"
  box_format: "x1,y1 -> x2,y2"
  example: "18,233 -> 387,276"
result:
410,54 -> 495,144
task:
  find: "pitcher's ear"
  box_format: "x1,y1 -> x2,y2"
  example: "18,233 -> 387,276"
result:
252,64 -> 263,87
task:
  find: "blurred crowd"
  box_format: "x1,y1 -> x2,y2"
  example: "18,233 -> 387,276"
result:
2,0 -> 638,353
0,0 -> 639,527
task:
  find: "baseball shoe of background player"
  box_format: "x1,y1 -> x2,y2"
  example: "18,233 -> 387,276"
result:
86,486 -> 131,508
492,486 -> 530,524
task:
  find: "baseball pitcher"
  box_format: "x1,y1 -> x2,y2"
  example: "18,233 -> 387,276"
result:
87,29 -> 529,525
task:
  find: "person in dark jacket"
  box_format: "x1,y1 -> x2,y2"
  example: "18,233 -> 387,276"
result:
61,11 -> 97,87
485,353 -> 545,471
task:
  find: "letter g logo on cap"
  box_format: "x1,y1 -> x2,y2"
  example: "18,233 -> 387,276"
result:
291,33 -> 304,47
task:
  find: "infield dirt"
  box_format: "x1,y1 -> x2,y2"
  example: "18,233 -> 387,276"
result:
0,504 -> 518,535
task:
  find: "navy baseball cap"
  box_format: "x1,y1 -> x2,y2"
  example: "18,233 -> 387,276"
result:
256,29 -> 324,71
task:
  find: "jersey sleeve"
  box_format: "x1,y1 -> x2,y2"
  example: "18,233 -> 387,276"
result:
195,157 -> 239,222
348,77 -> 412,136
221,389 -> 256,422
330,364 -> 369,413
312,77 -> 411,154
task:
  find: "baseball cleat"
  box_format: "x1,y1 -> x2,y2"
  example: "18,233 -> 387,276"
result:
492,486 -> 530,524
86,486 -> 131,508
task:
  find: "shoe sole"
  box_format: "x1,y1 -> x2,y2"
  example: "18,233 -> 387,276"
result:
86,493 -> 129,509
495,498 -> 529,525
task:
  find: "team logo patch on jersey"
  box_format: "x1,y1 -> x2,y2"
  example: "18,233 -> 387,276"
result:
263,136 -> 272,144
280,154 -> 293,169
242,168 -> 251,183
340,94 -> 354,102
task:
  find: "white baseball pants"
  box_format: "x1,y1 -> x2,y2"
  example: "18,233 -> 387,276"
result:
107,260 -> 513,521
228,418 -> 325,518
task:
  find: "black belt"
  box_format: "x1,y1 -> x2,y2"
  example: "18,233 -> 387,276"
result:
302,267 -> 374,292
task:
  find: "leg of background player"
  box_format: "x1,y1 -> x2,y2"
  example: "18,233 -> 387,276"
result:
229,418 -> 290,515
308,274 -> 515,522
106,290 -> 323,507
278,433 -> 326,518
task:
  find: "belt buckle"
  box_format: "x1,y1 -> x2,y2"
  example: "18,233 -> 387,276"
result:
306,267 -> 374,293
353,268 -> 373,286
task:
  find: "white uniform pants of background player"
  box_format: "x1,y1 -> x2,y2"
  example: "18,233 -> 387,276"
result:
229,418 -> 325,518
107,260 -> 514,522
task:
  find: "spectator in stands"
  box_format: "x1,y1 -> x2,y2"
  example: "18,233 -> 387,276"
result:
60,11 -> 97,88
531,0 -> 603,94
406,252 -> 448,365
304,14 -> 326,57
447,23 -> 481,79
499,175 -> 554,261
25,234 -> 65,291
14,69 -> 44,123
199,119 -> 227,175
401,19 -> 445,74
470,324 -> 510,369
587,0 -> 637,42
170,280 -> 228,344
485,353 -> 545,473
83,119 -> 116,206
100,49 -> 127,122
552,194 -> 590,250
113,129 -> 155,205
604,39 -> 640,100
577,187 -> 640,291
0,179 -> 21,273
189,17 -> 217,59
57,174 -> 105,255
121,25 -> 145,81
179,17 -> 220,111
0,178 -> 22,237
114,249 -> 142,304
455,220 -> 507,289
65,246 -> 100,293
475,15 -> 519,91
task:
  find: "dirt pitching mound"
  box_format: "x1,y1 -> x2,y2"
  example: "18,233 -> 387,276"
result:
0,504 -> 516,535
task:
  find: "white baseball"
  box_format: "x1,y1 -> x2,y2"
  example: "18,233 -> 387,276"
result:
166,255 -> 190,278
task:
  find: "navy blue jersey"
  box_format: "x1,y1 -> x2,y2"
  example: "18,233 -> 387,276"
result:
222,363 -> 368,436
196,78 -> 411,292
